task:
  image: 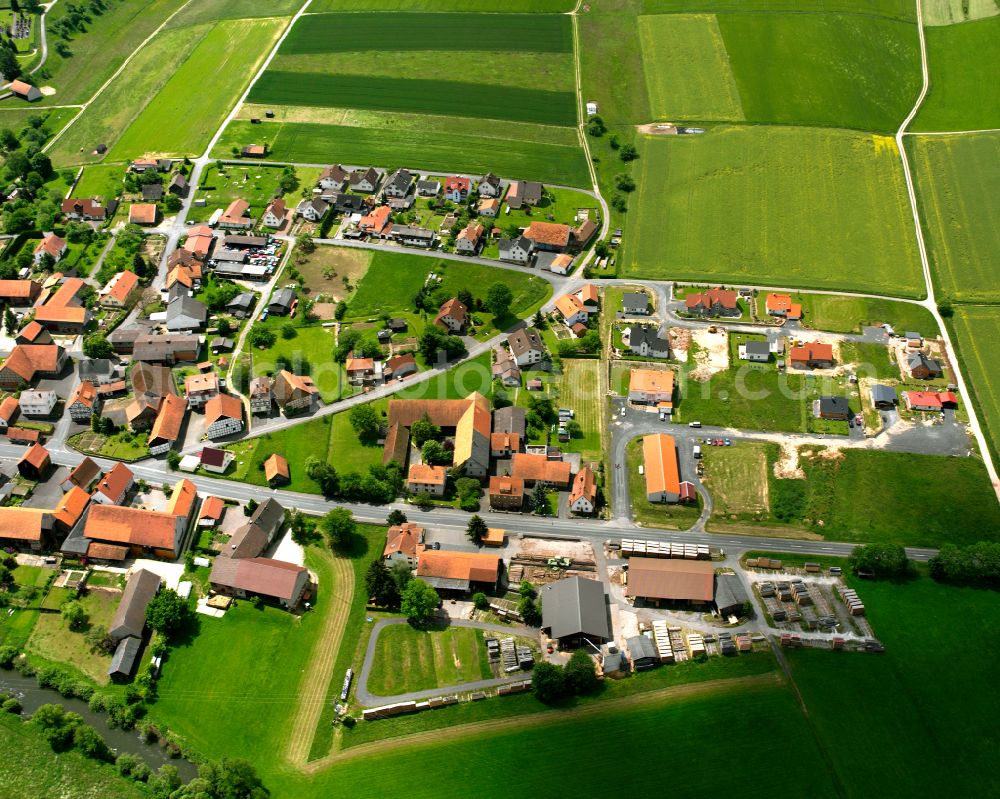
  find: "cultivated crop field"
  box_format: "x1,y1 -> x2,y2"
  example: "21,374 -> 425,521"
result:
622,126 -> 924,296
911,16 -> 1000,131
948,306 -> 1000,465
787,574 -> 1000,796
909,132 -> 1000,301
308,0 -> 575,9
165,0 -> 301,27
249,72 -> 576,126
282,12 -> 571,53
642,0 -> 915,17
108,17 -> 286,159
638,9 -> 918,131
215,119 -> 591,187
638,14 -> 744,121
367,624 -> 492,697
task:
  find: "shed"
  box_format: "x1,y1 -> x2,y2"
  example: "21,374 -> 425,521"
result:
108,636 -> 142,680
540,576 -> 610,646
626,634 -> 658,671
869,384 -> 898,409
108,569 -> 161,642
714,572 -> 750,617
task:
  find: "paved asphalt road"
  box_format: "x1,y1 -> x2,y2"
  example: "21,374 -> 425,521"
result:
355,618 -> 535,705
0,442 -> 937,561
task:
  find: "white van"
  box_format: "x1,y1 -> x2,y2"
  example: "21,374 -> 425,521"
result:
688,421 -> 702,428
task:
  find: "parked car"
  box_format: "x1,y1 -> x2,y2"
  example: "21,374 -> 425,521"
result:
688,421 -> 702,428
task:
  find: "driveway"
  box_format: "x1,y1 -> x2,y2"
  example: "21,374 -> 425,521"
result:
355,617 -> 536,706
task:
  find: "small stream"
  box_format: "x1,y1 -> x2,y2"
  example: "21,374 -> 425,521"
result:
0,671 -> 198,781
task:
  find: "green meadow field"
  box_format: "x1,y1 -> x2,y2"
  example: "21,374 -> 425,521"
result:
641,0 -> 915,17
912,16 -> 1000,131
215,119 -> 591,187
949,306 -> 1000,466
638,14 -> 744,121
282,12 -> 571,53
23,0 -> 188,107
308,0 -> 576,9
248,72 -> 577,126
165,0 -> 301,27
909,132 -> 1000,302
47,22 -> 204,165
787,574 -> 1000,797
715,12 -> 919,131
622,126 -> 924,296
638,9 -> 919,131
774,292 -> 937,335
921,0 -> 1000,25
109,17 -> 286,159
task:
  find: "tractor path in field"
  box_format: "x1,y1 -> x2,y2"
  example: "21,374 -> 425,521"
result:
356,617 -> 536,707
893,0 -> 999,498
303,671 -> 781,771
284,552 -> 354,767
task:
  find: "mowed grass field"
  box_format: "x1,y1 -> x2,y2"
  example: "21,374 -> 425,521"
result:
108,17 -> 286,159
637,10 -> 918,131
949,306 -> 1000,466
638,14 -> 743,121
787,574 -> 1000,796
214,119 -> 591,187
367,624 -> 492,697
909,132 -> 1000,302
249,72 -> 577,126
558,358 -> 603,461
622,126 -> 924,297
165,0 -> 301,27
792,448 -> 1000,547
921,0 -> 1000,25
912,16 -> 1000,131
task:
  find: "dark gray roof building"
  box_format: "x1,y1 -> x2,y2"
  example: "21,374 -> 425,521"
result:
622,292 -> 649,314
166,295 -> 207,332
626,634 -> 658,670
108,635 -> 142,680
108,568 -> 161,642
714,572 -> 750,617
540,576 -> 610,643
492,405 -> 526,438
870,384 -> 898,408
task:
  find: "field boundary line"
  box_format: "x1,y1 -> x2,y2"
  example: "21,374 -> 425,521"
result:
893,0 -> 1000,498
284,552 -> 354,766
42,0 -> 199,155
303,672 -> 781,772
904,128 -> 1000,136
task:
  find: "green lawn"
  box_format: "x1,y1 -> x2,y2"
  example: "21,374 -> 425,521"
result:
281,12 -> 571,53
345,250 -> 552,339
27,589 -> 120,684
909,132 -> 1000,302
911,16 -> 1000,131
761,291 -> 938,335
713,11 -> 919,132
702,440 -> 771,519
626,438 -> 702,529
23,0 -> 188,106
225,408 -> 387,494
249,324 -> 345,402
948,306 -> 1000,466
397,352 -> 493,401
213,119 -> 591,188
249,72 -> 576,127
579,1 -> 650,127
838,341 -> 900,380
108,17 -> 287,160
152,548 -> 335,764
0,106 -> 77,143
68,431 -> 149,462
787,573 -> 1000,797
674,366 -> 811,433
781,448 -> 1000,547
0,713 -> 145,799
187,163 -> 320,223
557,358 -> 604,461
638,13 -> 743,122
367,624 -> 492,696
622,125 -> 924,297
72,164 -> 125,201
